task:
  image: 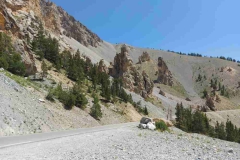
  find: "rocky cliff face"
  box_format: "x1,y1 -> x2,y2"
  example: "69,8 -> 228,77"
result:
157,57 -> 173,86
0,0 -> 102,74
109,45 -> 154,98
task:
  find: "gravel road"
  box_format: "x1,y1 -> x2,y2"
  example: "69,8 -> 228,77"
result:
0,125 -> 239,160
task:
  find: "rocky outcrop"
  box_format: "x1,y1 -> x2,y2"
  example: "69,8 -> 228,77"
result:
57,6 -> 102,47
109,45 -> 154,98
38,1 -> 102,47
205,95 -> 216,111
98,59 -> 109,74
0,0 -> 103,75
0,0 -> 38,74
138,52 -> 150,63
197,105 -> 210,112
159,90 -> 166,97
157,57 -> 173,86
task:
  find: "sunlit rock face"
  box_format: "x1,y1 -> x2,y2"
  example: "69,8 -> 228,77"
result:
110,45 -> 154,98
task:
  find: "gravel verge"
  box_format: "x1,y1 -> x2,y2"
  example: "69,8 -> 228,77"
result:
0,125 -> 239,160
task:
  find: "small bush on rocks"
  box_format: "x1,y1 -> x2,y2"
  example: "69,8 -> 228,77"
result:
155,121 -> 168,131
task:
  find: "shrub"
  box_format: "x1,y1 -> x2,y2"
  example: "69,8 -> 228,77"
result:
155,121 -> 168,131
64,94 -> 76,110
143,106 -> 148,115
90,95 -> 102,120
46,91 -> 54,102
0,33 -> 26,76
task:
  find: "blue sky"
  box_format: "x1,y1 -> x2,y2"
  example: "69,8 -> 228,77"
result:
52,0 -> 240,60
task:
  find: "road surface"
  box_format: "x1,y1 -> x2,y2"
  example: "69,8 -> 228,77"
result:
0,122 -> 138,149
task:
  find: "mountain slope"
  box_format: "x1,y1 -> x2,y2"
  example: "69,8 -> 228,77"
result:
1,0 -> 240,135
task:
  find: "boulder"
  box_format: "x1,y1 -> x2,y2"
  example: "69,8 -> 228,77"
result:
140,117 -> 152,124
159,90 -> 166,97
146,122 -> 156,130
138,123 -> 147,129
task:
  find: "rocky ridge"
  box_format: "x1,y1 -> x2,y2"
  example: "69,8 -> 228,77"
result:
157,57 -> 173,86
109,45 -> 154,98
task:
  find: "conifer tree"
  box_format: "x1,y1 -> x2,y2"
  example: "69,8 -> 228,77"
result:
41,60 -> 48,80
143,106 -> 148,115
90,94 -> 102,120
226,120 -> 235,141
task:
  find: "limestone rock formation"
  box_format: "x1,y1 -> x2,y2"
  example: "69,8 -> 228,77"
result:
197,105 -> 210,112
0,0 -> 38,74
157,57 -> 173,86
109,45 -> 154,98
98,59 -> 109,74
138,51 -> 150,63
0,0 -> 103,74
205,95 -> 216,111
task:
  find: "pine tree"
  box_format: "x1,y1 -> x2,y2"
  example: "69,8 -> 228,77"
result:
41,60 -> 48,80
143,106 -> 148,115
218,82 -> 221,91
202,89 -> 208,98
192,111 -> 205,134
175,103 -> 183,129
90,94 -> 102,120
226,120 -> 234,141
221,85 -> 225,96
216,122 -> 226,140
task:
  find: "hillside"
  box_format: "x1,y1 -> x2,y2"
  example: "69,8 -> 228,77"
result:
0,0 -> 240,137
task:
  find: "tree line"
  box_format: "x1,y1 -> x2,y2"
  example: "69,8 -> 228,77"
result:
167,49 -> 240,63
175,103 -> 240,143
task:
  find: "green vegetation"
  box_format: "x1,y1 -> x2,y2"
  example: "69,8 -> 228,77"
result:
1,70 -> 40,91
0,32 -> 25,76
155,121 -> 168,131
32,28 -> 135,118
143,106 -> 149,115
47,83 -> 88,110
32,24 -> 61,69
202,88 -> 208,98
131,101 -> 149,115
175,103 -> 240,143
158,83 -> 187,99
90,94 -> 102,120
210,78 -> 229,98
168,50 -> 202,57
41,60 -> 48,80
196,74 -> 202,82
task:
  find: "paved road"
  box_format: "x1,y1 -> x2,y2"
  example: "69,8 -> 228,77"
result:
0,122 -> 138,149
